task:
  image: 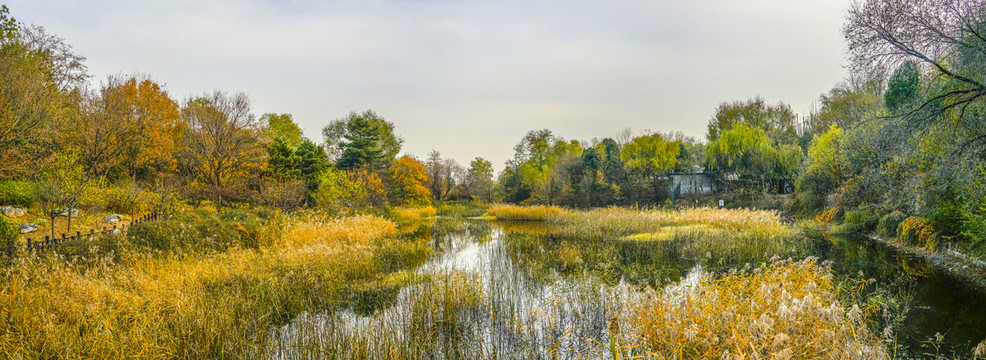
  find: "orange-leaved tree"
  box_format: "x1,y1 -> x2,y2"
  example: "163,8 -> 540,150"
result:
72,75 -> 181,179
389,155 -> 431,206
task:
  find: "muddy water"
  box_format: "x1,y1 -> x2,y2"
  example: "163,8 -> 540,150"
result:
273,219 -> 986,359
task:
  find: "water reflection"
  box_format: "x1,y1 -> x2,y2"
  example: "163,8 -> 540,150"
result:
271,219 -> 986,359
815,233 -> 986,358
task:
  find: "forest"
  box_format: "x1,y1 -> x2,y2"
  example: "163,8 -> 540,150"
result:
3,0 -> 986,358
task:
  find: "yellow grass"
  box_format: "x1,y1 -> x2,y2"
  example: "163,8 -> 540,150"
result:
484,204 -> 567,221
628,258 -> 887,359
389,206 -> 437,223
0,214 -> 425,358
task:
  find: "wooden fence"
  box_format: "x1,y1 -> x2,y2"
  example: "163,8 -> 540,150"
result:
4,212 -> 160,255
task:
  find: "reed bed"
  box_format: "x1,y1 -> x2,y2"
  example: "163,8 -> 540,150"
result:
484,204 -> 567,221
389,206 -> 438,224
627,258 -> 887,359
0,214 -> 428,358
489,205 -> 801,267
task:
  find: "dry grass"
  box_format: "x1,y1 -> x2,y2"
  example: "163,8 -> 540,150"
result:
491,206 -> 801,265
0,214 -> 427,358
627,258 -> 887,359
389,206 -> 437,223
484,204 -> 567,221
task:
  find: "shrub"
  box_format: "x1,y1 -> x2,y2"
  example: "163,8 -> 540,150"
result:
127,212 -> 241,253
0,216 -> 18,257
0,180 -> 35,207
877,211 -> 907,238
897,216 -> 937,250
84,184 -> 161,215
814,207 -> 842,226
842,207 -> 879,234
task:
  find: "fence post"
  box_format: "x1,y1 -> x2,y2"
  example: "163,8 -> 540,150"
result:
61,233 -> 66,244
26,238 -> 31,252
43,236 -> 49,251
102,226 -> 107,234
76,231 -> 81,241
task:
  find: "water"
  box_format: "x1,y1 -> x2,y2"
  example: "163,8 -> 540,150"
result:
273,218 -> 986,359
814,233 -> 986,358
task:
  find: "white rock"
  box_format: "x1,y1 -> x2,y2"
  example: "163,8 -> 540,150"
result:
18,223 -> 38,234
103,214 -> 124,224
1,206 -> 26,217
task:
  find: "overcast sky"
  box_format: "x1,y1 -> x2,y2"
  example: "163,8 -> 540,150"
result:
5,0 -> 850,169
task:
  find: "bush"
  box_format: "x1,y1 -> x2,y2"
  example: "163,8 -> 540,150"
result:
84,184 -> 161,215
842,207 -> 879,234
0,217 -> 18,257
128,211 -> 241,253
897,216 -> 937,250
0,180 -> 35,207
877,211 -> 907,238
219,208 -> 280,249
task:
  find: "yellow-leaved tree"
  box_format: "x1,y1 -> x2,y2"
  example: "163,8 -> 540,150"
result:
389,155 -> 431,206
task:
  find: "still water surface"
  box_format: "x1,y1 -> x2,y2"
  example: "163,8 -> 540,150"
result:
276,218 -> 986,358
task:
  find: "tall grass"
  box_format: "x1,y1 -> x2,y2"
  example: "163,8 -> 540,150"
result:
484,204 -> 566,221
489,205 -> 801,266
628,258 -> 887,359
0,214 -> 428,358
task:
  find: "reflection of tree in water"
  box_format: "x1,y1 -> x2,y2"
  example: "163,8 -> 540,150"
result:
499,232 -> 689,288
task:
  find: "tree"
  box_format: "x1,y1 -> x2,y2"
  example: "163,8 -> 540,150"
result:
465,157 -> 495,202
177,91 -> 264,211
18,24 -> 88,92
796,125 -> 847,211
425,150 -> 462,202
884,61 -> 921,112
73,76 -> 181,179
804,81 -> 883,140
266,137 -> 300,180
260,113 -> 303,147
707,123 -> 804,192
336,116 -> 385,170
0,5 -> 17,42
707,97 -> 799,146
621,133 -> 680,203
295,139 -> 330,193
323,110 -> 402,168
845,0 -> 986,133
389,155 -> 431,206
315,167 -> 387,210
34,151 -> 91,239
0,21 -> 73,178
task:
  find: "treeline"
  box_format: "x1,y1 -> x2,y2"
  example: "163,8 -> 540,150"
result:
488,0 -> 986,258
0,5 -> 500,224
5,0 -> 986,256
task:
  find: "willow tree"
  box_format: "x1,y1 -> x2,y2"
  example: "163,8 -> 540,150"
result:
706,124 -> 803,192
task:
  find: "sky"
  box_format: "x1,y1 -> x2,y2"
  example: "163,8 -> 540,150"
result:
5,0 -> 850,170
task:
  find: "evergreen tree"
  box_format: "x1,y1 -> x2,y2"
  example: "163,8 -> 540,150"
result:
267,137 -> 300,180
336,116 -> 384,170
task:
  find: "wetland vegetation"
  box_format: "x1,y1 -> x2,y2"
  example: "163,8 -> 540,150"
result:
3,0 -> 986,358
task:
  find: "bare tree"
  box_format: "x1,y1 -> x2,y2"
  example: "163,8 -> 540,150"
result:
845,0 -> 986,123
178,91 -> 264,212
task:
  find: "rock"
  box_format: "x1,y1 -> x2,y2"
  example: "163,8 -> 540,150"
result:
1,206 -> 26,217
57,208 -> 80,217
18,223 -> 38,234
103,214 -> 124,224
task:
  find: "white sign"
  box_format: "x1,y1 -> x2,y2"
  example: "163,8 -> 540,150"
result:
718,199 -> 724,207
